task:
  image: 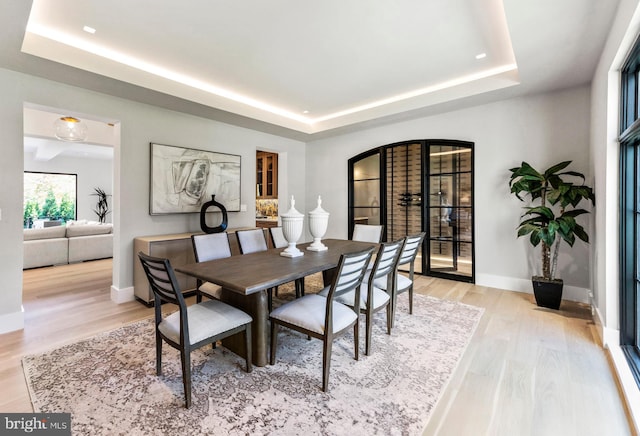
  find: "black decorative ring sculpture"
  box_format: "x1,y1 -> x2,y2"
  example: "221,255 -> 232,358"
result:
199,195 -> 228,234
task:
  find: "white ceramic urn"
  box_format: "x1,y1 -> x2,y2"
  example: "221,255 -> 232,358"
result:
307,195 -> 329,251
280,195 -> 304,257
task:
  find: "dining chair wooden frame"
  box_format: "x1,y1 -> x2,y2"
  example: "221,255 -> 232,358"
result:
391,232 -> 426,327
329,238 -> 405,355
269,247 -> 375,392
138,252 -> 253,408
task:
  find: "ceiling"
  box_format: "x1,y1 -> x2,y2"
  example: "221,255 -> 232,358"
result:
1,0 -> 621,140
23,107 -> 115,162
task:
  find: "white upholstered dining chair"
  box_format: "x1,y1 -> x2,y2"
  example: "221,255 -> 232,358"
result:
374,232 -> 425,327
269,226 -> 304,298
138,252 -> 252,408
269,247 -> 375,392
352,224 -> 384,243
321,238 -> 404,355
236,229 -> 268,254
269,226 -> 288,249
235,228 -> 281,310
191,233 -> 232,302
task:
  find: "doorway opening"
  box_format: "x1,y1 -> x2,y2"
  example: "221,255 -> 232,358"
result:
22,104 -> 119,305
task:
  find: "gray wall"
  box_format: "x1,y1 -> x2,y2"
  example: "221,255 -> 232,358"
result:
0,67 -> 305,331
305,86 -> 593,298
0,66 -> 596,332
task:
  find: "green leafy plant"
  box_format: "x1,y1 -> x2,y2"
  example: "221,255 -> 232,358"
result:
23,200 -> 40,228
91,187 -> 111,223
58,193 -> 76,222
508,161 -> 595,281
41,190 -> 59,220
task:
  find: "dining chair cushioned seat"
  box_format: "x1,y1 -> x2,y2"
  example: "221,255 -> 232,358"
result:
138,252 -> 253,408
270,247 -> 374,392
319,284 -> 390,311
159,300 -> 252,346
269,294 -> 358,335
373,274 -> 412,293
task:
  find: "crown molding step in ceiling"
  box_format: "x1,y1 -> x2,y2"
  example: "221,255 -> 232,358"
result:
2,0 -> 618,138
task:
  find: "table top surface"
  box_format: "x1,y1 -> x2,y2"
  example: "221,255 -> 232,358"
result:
175,239 -> 375,295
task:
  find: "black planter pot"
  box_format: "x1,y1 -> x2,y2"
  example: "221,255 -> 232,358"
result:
532,277 -> 563,310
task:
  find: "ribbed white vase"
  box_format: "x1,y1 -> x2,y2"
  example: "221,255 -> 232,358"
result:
280,195 -> 304,258
307,195 -> 329,251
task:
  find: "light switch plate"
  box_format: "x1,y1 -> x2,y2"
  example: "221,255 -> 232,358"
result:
240,204 -> 247,212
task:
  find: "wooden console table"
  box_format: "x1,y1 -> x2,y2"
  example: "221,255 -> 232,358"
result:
133,233 -> 199,305
133,228 -> 269,305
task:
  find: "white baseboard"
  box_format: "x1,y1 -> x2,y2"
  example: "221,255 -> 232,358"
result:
110,285 -> 135,304
475,273 -> 590,303
0,307 -> 24,334
608,344 -> 640,434
593,306 -> 605,347
592,306 -> 640,433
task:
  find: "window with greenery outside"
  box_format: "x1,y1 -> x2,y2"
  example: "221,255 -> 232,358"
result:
23,172 -> 77,228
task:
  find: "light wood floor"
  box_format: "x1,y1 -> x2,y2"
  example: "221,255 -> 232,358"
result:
1,260 -> 634,435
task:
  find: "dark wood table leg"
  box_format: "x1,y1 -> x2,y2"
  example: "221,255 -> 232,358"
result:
219,288 -> 269,367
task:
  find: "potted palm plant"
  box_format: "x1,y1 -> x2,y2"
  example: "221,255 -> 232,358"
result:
508,161 -> 595,309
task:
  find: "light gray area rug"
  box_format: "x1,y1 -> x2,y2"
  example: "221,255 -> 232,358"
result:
23,294 -> 483,435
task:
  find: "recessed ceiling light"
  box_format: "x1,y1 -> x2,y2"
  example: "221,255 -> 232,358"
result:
83,26 -> 96,34
302,110 -> 310,114
475,53 -> 487,60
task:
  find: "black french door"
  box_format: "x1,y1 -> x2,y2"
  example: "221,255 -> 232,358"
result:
348,140 -> 474,283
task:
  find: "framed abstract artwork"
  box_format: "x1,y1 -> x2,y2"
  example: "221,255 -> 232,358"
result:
149,143 -> 241,214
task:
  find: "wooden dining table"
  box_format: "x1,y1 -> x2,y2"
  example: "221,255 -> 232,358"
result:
175,238 -> 375,366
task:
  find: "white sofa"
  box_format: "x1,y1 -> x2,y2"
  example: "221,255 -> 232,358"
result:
23,222 -> 113,269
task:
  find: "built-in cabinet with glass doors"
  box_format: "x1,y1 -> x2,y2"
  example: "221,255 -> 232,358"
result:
348,140 -> 474,283
256,151 -> 278,199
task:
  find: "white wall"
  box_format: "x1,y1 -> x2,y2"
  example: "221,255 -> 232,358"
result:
306,86 -> 592,300
24,152 -> 114,223
0,67 -> 306,333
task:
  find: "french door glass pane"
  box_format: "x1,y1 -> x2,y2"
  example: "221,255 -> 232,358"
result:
427,142 -> 473,280
353,180 -> 380,207
429,146 -> 472,173
429,241 -> 473,277
353,208 -> 381,225
353,154 -> 379,180
352,152 -> 381,229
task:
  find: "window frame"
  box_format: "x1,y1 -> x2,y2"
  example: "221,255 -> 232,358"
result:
23,170 -> 78,227
619,35 -> 640,387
